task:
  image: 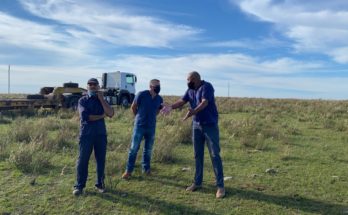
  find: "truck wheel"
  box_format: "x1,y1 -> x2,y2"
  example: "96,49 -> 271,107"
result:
27,94 -> 45,99
64,96 -> 80,110
120,96 -> 130,107
63,82 -> 79,88
69,98 -> 79,111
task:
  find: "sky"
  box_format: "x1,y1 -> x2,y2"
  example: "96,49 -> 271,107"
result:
0,0 -> 348,99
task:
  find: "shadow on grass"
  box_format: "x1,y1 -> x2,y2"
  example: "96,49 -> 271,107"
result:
132,173 -> 188,189
127,174 -> 347,214
280,156 -> 301,162
93,189 -> 218,215
225,187 -> 347,214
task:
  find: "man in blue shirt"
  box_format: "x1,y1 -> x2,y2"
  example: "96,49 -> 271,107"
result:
122,79 -> 163,179
73,78 -> 114,196
162,71 -> 225,198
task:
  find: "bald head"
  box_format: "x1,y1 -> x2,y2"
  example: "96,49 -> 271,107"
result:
187,71 -> 202,90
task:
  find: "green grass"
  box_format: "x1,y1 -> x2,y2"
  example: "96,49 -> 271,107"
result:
0,97 -> 348,214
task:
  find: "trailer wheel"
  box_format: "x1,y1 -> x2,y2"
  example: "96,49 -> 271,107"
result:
27,94 -> 45,99
63,82 -> 79,88
120,96 -> 130,107
64,95 -> 80,110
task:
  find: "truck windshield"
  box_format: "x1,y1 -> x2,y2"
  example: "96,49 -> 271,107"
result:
126,75 -> 135,84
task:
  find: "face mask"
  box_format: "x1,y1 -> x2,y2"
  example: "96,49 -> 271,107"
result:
153,85 -> 161,94
187,81 -> 195,90
88,90 -> 96,97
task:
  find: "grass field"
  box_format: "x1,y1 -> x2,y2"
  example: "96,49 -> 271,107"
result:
0,96 -> 347,214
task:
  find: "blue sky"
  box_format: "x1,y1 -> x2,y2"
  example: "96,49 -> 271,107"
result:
0,0 -> 347,99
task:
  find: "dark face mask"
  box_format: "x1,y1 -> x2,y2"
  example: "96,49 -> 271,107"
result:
187,81 -> 195,90
153,85 -> 161,94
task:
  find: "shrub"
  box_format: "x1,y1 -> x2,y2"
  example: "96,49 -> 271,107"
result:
175,121 -> 192,144
0,137 -> 10,161
8,144 -> 52,174
8,119 -> 43,143
153,126 -> 179,163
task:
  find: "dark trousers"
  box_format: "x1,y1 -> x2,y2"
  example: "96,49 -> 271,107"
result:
74,134 -> 107,189
192,122 -> 224,188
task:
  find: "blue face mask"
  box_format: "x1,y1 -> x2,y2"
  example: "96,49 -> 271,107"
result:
88,90 -> 96,97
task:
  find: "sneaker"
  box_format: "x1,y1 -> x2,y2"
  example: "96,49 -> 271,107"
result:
185,183 -> 202,192
73,188 -> 83,196
121,172 -> 131,180
216,187 -> 226,199
95,184 -> 106,193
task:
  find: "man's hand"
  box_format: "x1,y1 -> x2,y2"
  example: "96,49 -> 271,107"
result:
97,91 -> 104,101
183,108 -> 195,121
96,90 -> 114,118
160,104 -> 172,115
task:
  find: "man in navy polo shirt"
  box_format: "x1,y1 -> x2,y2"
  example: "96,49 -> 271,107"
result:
122,79 -> 163,179
162,71 -> 225,198
73,78 -> 114,196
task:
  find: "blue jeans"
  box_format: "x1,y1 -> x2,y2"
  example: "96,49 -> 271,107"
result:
74,135 -> 107,190
192,122 -> 224,188
126,125 -> 156,173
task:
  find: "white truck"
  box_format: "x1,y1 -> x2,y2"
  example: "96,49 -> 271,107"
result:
101,71 -> 137,107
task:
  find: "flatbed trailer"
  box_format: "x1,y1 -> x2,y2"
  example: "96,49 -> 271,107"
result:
0,98 -> 59,110
0,84 -> 86,111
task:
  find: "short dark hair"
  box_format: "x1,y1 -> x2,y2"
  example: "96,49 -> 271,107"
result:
188,71 -> 201,80
150,79 -> 160,85
87,78 -> 99,85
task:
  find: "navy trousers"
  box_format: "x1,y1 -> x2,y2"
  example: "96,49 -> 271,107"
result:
74,134 -> 107,189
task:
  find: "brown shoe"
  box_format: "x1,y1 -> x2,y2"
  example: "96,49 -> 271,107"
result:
185,183 -> 202,192
121,172 -> 131,180
216,187 -> 226,198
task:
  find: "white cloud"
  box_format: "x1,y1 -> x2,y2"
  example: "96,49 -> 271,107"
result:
330,47 -> 348,64
206,37 -> 289,50
231,0 -> 348,63
19,0 -> 201,48
0,64 -> 106,94
0,12 -> 89,57
93,54 -> 347,99
0,53 -> 345,99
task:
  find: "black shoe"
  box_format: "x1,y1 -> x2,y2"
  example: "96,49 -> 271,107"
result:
95,184 -> 106,193
73,188 -> 83,196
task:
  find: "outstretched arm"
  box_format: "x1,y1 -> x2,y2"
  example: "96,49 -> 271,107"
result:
183,99 -> 208,121
171,99 -> 187,109
161,99 -> 187,115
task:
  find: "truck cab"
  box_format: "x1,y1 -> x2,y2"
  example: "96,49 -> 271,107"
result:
101,71 -> 137,107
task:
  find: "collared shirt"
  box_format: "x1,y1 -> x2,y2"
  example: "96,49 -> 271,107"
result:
134,90 -> 163,128
182,80 -> 218,125
78,95 -> 106,136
